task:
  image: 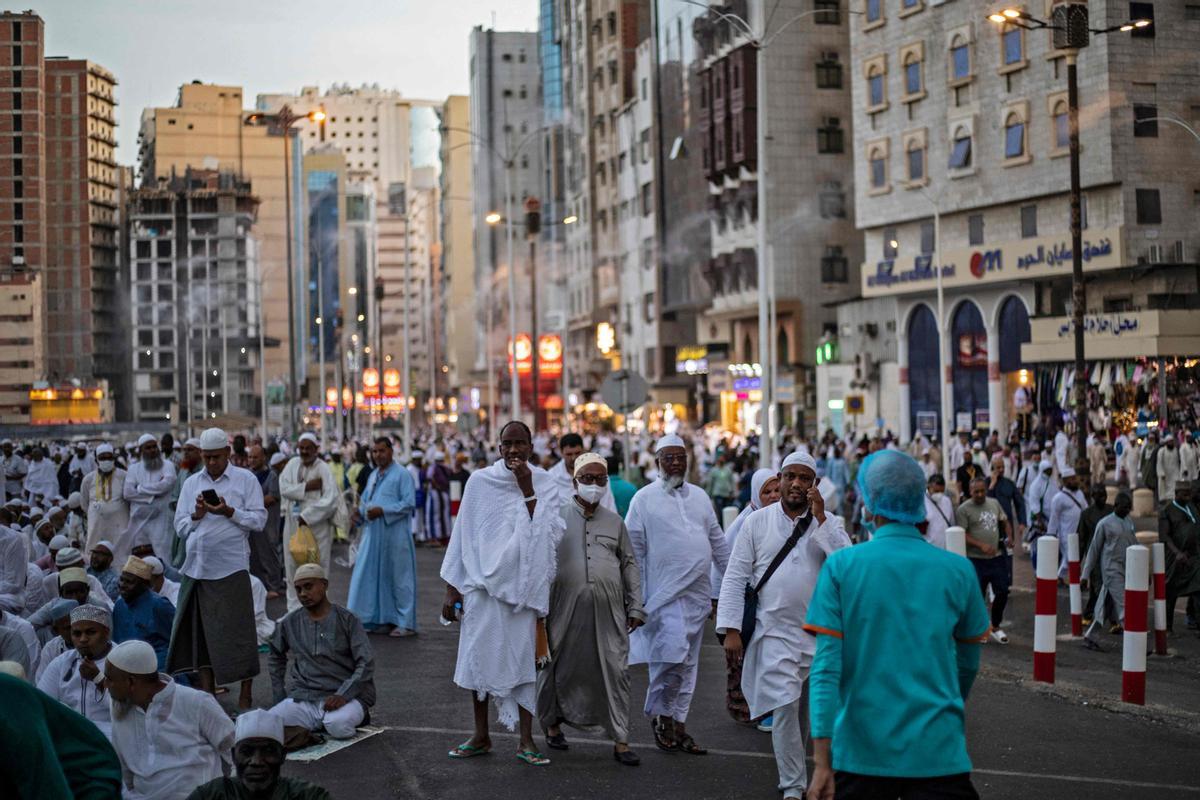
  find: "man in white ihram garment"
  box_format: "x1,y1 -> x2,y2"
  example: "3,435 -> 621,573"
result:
278,433 -> 340,612
440,420 -> 565,766
717,451 -> 850,799
122,434 -> 177,562
625,433 -> 730,755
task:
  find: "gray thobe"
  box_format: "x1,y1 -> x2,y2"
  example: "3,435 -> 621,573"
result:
537,500 -> 645,742
1081,512 -> 1138,639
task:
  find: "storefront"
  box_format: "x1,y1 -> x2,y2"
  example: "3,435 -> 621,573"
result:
707,362 -> 762,435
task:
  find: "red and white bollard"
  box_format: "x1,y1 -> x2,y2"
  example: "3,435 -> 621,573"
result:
1034,535 -> 1059,683
1122,544 -> 1149,705
1152,542 -> 1167,656
449,480 -> 463,531
1067,532 -> 1083,637
944,526 -> 966,558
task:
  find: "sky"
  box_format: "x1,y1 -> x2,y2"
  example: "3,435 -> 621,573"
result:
35,0 -> 540,161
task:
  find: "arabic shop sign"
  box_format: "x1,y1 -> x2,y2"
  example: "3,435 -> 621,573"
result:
861,227 -> 1124,297
1055,314 -> 1140,338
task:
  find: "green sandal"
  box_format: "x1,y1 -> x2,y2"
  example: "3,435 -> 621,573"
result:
448,741 -> 491,758
516,749 -> 551,766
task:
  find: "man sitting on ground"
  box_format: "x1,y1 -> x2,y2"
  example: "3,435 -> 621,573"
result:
142,555 -> 181,606
112,556 -> 176,671
268,563 -> 375,740
87,540 -> 120,601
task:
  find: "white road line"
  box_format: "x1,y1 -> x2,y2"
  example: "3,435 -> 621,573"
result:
378,725 -> 1200,793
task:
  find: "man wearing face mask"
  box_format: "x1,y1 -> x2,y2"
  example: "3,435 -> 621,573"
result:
625,434 -> 730,755
440,421 -> 566,766
717,452 -> 850,799
123,434 -> 177,563
922,474 -> 955,549
537,453 -> 644,765
81,443 -> 132,564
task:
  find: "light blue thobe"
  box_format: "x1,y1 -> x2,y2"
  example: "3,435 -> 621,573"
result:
347,462 -> 418,631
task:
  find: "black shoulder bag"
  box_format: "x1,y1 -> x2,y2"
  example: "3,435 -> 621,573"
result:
721,512 -> 812,645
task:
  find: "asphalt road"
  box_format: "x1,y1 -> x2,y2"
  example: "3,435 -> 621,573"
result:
234,544 -> 1200,800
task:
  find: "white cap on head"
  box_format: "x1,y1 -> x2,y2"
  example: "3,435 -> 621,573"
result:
66,492 -> 81,510
106,640 -> 158,675
1060,466 -> 1076,478
49,534 -> 70,550
137,433 -> 157,448
298,432 -> 319,447
572,452 -> 607,478
235,709 -> 285,744
294,563 -> 327,582
95,443 -> 114,456
93,540 -> 114,554
184,437 -> 201,449
782,450 -> 818,473
0,661 -> 26,680
55,547 -> 82,567
1039,459 -> 1053,472
142,555 -> 165,576
269,452 -> 287,467
199,428 -> 228,450
655,434 -> 686,453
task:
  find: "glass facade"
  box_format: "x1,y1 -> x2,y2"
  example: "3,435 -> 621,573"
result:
307,169 -> 340,361
540,0 -> 563,122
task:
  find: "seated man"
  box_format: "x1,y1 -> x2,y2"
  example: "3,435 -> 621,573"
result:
142,555 -> 181,606
87,540 -> 120,601
43,547 -> 113,611
268,564 -> 375,739
35,599 -> 78,682
112,556 -> 176,671
186,709 -> 332,800
36,604 -> 115,739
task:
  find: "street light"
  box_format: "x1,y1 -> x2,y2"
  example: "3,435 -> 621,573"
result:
988,5 -> 1151,464
485,211 -> 503,226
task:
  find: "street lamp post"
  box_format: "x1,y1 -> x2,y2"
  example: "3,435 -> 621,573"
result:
988,6 -> 1150,463
916,186 -> 952,481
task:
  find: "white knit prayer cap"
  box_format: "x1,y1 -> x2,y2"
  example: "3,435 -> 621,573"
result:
654,434 -> 686,453
106,640 -> 158,675
137,433 -> 157,448
235,709 -> 285,744
199,428 -> 228,450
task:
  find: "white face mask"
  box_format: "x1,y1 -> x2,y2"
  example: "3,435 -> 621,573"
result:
929,491 -> 944,502
97,460 -> 114,473
576,483 -> 606,505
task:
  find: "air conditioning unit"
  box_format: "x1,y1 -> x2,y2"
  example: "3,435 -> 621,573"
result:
1147,244 -> 1164,264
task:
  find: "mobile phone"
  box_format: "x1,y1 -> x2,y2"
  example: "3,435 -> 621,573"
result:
201,489 -> 221,506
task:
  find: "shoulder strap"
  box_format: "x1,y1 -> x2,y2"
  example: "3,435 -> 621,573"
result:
754,512 -> 812,594
928,494 -> 952,526
1063,492 -> 1084,510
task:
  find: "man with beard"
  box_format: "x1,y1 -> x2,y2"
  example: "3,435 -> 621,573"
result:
625,434 -> 730,754
37,604 -> 116,738
87,540 -> 120,601
81,443 -> 132,563
106,639 -> 233,799
718,452 -> 850,798
440,421 -> 565,766
1083,492 -> 1138,649
1077,485 -> 1112,623
1047,468 -> 1087,580
186,709 -> 332,800
123,434 -> 177,563
279,433 -> 340,612
170,438 -> 204,568
112,556 -> 176,671
23,447 -> 59,502
1158,480 -> 1200,634
68,444 -> 94,494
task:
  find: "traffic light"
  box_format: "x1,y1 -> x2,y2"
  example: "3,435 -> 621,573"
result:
815,335 -> 838,366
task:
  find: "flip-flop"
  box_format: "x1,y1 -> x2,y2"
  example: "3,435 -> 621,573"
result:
448,742 -> 491,758
516,749 -> 551,766
676,734 -> 707,755
651,716 -> 677,751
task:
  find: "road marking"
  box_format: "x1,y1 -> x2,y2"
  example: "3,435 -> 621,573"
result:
378,725 -> 1200,793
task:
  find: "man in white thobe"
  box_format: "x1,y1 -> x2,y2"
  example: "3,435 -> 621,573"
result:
626,433 -> 730,754
1157,438 -> 1182,503
0,508 -> 26,613
923,474 -> 955,549
81,444 -> 133,564
123,434 -> 177,562
1,440 -> 27,502
23,448 -> 58,502
1046,467 -> 1086,580
37,604 -> 115,739
68,445 -> 94,491
106,639 -> 234,799
440,420 -> 565,764
1054,425 -> 1072,476
546,433 -> 616,512
717,452 -> 850,799
278,433 -> 340,612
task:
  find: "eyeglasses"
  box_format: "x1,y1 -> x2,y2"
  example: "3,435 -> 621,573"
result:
576,473 -> 609,486
658,454 -> 687,464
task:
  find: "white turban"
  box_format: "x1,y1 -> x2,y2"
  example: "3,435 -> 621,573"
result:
199,428 -> 228,450
235,709 -> 284,744
655,434 -> 686,453
137,433 -> 157,448
782,450 -> 818,473
298,432 -> 319,447
95,443 -> 114,456
107,640 -> 158,675
572,452 -> 608,477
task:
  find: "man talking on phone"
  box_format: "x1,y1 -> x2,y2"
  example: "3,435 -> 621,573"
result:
168,427 -> 267,695
717,452 -> 850,800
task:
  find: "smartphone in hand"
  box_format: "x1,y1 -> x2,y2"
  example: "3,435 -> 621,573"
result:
201,489 -> 221,506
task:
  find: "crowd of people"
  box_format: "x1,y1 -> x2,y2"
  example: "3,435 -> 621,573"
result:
0,413 -> 1196,798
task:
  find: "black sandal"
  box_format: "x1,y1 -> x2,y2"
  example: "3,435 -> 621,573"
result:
651,716 -> 677,751
613,748 -> 641,766
676,734 -> 707,755
545,731 -> 569,751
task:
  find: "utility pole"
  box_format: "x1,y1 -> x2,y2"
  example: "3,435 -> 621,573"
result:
526,197 -> 542,430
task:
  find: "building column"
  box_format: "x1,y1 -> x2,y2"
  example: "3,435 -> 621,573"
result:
987,325 -> 1004,439
897,328 -> 911,443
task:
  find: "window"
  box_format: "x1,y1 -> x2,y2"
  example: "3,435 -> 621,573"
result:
1133,104 -> 1158,137
968,214 -> 984,245
866,0 -> 881,23
883,228 -> 898,259
907,143 -> 925,181
868,71 -> 885,107
1004,115 -> 1025,158
814,0 -> 840,24
1187,4 -> 1200,20
903,0 -> 920,7
950,39 -> 970,81
1136,188 -> 1162,224
818,118 -> 844,153
870,151 -> 887,188
1129,2 -> 1154,37
905,58 -> 922,95
1002,28 -> 1022,66
1020,205 -> 1038,238
641,183 -> 653,216
918,221 -> 934,254
949,133 -> 971,169
1053,101 -> 1069,149
816,55 -> 843,89
821,247 -> 849,283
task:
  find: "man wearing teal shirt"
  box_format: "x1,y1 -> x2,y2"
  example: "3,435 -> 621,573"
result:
608,457 -> 637,518
805,450 -> 989,800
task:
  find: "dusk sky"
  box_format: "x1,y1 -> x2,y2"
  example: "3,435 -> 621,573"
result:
34,0 -> 540,160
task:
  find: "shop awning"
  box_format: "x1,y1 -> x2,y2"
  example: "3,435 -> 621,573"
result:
1021,310 -> 1200,363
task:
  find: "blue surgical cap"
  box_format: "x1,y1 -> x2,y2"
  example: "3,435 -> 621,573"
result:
856,450 -> 926,525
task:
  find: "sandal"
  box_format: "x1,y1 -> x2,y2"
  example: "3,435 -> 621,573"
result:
516,749 -> 551,766
676,734 -> 707,755
545,731 -> 569,751
651,716 -> 677,752
448,741 -> 491,758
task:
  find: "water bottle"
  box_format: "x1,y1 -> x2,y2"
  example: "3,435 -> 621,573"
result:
439,602 -> 462,626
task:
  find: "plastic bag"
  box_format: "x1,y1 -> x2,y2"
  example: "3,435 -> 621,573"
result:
288,523 -> 321,566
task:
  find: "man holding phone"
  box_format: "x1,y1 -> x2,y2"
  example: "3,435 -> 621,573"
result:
168,427 -> 267,694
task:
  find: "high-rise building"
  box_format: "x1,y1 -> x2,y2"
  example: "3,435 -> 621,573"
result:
468,27 -> 549,423
126,169 -> 262,426
440,96 -> 478,417
0,271 -> 42,425
847,0 -> 1200,442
